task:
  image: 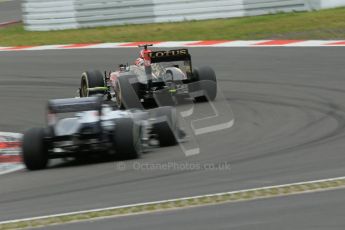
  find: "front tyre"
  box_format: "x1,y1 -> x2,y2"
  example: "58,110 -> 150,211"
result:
22,128 -> 49,170
80,70 -> 105,97
115,75 -> 142,109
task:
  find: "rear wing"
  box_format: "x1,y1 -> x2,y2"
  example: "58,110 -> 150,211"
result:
149,49 -> 193,76
149,49 -> 191,63
47,97 -> 102,114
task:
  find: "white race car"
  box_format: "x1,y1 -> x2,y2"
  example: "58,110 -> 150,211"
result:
22,96 -> 182,170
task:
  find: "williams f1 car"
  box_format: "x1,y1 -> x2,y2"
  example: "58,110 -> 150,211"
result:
22,96 -> 181,170
78,44 -> 217,109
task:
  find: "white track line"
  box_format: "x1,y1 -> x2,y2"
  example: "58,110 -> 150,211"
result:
0,132 -> 22,139
0,164 -> 24,175
1,175 -> 345,226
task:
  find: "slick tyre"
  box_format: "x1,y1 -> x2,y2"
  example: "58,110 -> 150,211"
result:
80,70 -> 105,97
22,128 -> 49,170
115,75 -> 142,109
113,118 -> 142,159
191,66 -> 217,102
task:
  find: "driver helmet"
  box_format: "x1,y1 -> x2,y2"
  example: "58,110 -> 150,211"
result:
135,58 -> 144,66
119,64 -> 126,71
139,49 -> 152,59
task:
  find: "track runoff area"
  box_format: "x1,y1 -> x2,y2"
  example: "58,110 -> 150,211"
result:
0,41 -> 345,229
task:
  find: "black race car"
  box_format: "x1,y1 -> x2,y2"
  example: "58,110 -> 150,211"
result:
78,44 -> 217,109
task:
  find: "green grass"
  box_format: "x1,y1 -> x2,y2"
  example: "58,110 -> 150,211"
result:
1,7 -> 345,46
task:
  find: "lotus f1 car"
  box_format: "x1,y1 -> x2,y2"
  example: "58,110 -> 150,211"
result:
21,96 -> 181,170
78,44 -> 217,109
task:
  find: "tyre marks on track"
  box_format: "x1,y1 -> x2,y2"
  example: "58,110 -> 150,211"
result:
222,78 -> 345,165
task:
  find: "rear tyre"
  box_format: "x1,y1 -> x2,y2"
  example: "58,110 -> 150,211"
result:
151,106 -> 178,147
113,118 -> 142,159
22,128 -> 49,170
191,66 -> 217,102
80,70 -> 105,97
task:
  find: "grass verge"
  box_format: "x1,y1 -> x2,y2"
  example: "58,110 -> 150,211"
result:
1,176 -> 345,229
1,7 -> 345,46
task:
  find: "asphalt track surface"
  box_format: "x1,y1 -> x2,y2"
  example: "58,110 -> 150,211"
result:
1,48 -> 345,227
44,188 -> 345,230
0,0 -> 21,23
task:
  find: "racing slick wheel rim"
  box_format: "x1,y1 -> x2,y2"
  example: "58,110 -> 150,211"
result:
81,74 -> 89,97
